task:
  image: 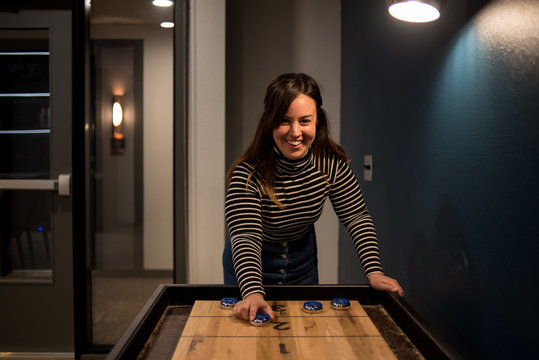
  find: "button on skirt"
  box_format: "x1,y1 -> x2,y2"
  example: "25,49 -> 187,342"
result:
223,226 -> 319,286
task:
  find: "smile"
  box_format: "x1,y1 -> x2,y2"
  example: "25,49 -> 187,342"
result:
286,139 -> 302,146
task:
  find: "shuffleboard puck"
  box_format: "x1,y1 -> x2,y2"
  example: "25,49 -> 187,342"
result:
330,298 -> 351,310
250,312 -> 272,326
302,301 -> 323,313
220,297 -> 239,309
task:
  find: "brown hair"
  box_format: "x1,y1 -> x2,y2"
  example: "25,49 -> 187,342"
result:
228,73 -> 348,206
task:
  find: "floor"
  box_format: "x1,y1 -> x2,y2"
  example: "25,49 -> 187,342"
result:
92,275 -> 172,345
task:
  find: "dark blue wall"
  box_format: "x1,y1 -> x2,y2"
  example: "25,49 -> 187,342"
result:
339,0 -> 539,358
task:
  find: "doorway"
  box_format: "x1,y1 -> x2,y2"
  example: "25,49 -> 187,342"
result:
88,0 -> 174,348
0,0 -> 185,356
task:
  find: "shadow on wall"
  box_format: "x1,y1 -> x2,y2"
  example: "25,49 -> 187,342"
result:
340,0 -> 538,358
409,200 -> 479,359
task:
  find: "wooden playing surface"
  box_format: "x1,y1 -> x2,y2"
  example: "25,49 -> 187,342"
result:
171,300 -> 397,359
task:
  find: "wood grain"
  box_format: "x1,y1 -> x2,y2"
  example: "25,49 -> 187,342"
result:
172,300 -> 397,359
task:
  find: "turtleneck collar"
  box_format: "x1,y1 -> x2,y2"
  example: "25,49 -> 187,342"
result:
273,144 -> 313,174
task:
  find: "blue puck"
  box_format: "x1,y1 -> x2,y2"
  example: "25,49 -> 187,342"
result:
302,301 -> 323,313
250,312 -> 271,326
220,297 -> 239,309
331,298 -> 351,310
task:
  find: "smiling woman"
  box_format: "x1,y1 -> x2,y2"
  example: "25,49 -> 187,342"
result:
223,73 -> 404,323
272,94 -> 317,160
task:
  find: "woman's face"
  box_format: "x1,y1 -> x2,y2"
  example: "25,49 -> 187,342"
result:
272,94 -> 317,160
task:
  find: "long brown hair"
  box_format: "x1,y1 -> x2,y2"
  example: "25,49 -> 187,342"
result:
228,73 -> 347,206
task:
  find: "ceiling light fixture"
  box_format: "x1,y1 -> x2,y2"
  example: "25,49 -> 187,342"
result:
160,21 -> 174,28
387,0 -> 443,23
152,0 -> 173,7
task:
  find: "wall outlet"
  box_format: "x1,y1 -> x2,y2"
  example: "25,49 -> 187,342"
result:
363,155 -> 372,181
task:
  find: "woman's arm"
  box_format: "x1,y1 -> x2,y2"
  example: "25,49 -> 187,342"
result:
329,160 -> 383,277
329,159 -> 403,296
225,163 -> 266,299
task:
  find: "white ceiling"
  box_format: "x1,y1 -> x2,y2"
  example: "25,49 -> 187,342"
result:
90,0 -> 174,25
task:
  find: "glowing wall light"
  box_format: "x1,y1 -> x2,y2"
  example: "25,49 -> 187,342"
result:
387,0 -> 443,23
112,100 -> 123,127
111,96 -> 125,155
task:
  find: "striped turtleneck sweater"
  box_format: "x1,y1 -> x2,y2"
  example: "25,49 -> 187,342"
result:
225,147 -> 383,299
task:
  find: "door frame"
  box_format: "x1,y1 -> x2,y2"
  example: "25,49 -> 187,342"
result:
77,0 -> 190,356
72,0 -> 91,357
174,0 -> 189,284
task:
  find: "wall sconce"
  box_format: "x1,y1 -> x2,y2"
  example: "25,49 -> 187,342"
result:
386,0 -> 444,23
111,96 -> 125,155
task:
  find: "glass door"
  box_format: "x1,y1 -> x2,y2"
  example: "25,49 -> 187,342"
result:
87,0 -> 175,350
0,9 -> 75,353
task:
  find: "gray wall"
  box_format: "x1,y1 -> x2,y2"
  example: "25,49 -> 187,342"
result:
226,0 -> 341,168
226,0 -> 342,282
93,40 -> 143,270
340,0 -> 539,358
92,24 -> 174,270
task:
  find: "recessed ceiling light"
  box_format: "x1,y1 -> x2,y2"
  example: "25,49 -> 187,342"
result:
153,0 -> 173,7
160,21 -> 174,28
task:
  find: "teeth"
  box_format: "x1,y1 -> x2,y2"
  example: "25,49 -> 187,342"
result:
287,140 -> 302,146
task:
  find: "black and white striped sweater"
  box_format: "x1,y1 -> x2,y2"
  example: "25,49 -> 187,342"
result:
225,147 -> 383,299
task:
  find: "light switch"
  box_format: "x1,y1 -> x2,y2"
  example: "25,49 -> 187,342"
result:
363,155 -> 372,181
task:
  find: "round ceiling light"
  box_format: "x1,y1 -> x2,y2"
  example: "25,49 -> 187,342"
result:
152,0 -> 173,7
160,21 -> 174,28
387,0 -> 442,23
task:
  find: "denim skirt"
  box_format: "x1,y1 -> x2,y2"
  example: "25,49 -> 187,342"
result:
222,226 -> 319,285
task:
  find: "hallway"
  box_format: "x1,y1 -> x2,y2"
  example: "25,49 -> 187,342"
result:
92,274 -> 170,345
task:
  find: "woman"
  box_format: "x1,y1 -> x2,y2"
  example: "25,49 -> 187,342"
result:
223,73 -> 403,322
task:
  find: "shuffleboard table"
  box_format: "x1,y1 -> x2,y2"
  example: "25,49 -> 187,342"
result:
105,285 -> 461,359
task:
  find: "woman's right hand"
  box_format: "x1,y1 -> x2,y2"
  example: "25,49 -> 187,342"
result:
233,292 -> 274,321
367,272 -> 404,297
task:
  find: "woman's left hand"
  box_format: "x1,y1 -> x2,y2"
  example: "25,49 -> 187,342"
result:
367,272 -> 404,297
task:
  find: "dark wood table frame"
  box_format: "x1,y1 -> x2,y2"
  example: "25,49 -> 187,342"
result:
106,284 -> 461,359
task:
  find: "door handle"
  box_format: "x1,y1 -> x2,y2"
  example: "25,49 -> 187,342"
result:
0,173 -> 71,197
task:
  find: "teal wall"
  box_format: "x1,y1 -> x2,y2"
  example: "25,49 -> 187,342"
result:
339,0 -> 539,358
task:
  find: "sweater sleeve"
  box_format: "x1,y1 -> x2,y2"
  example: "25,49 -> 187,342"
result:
329,160 -> 384,277
225,163 -> 265,299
